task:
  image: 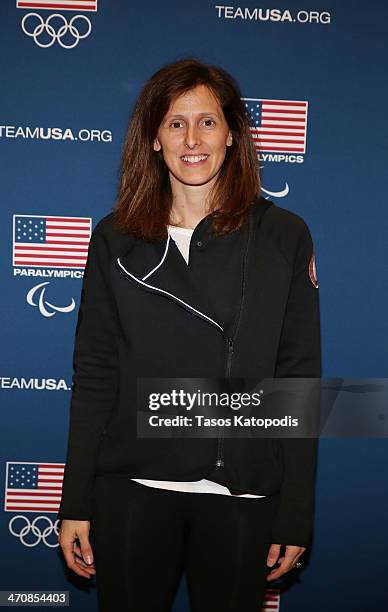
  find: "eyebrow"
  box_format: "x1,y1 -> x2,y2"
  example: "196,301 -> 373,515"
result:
165,112 -> 219,120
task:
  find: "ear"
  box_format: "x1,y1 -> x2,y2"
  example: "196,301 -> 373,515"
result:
226,131 -> 233,147
153,138 -> 161,151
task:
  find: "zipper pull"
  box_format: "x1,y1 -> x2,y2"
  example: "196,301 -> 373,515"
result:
226,337 -> 234,354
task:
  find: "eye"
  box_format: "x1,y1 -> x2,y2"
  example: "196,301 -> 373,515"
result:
169,121 -> 183,129
202,118 -> 216,127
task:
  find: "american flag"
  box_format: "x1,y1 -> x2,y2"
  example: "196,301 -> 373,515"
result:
13,214 -> 92,269
4,462 -> 64,513
243,98 -> 308,154
261,589 -> 281,611
16,0 -> 97,11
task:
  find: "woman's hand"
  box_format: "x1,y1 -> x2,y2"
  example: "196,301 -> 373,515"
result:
266,543 -> 306,581
58,520 -> 96,579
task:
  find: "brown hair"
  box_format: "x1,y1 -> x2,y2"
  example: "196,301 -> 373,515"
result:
113,57 -> 261,241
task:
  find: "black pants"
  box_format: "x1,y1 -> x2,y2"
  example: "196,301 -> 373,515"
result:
90,475 -> 280,612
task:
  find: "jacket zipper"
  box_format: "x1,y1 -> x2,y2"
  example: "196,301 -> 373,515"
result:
215,336 -> 234,467
214,210 -> 253,469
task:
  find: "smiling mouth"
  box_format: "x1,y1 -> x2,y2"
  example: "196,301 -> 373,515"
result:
180,154 -> 209,164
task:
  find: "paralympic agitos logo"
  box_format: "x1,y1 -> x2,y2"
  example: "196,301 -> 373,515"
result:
16,0 -> 98,49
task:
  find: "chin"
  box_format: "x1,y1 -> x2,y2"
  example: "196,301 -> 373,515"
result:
171,168 -> 219,187
180,176 -> 215,187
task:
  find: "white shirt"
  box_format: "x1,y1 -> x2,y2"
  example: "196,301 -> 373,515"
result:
130,225 -> 265,498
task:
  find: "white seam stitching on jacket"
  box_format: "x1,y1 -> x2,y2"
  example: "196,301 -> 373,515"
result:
142,235 -> 170,281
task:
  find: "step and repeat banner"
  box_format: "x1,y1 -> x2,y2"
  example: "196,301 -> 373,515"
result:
1,1 -> 387,610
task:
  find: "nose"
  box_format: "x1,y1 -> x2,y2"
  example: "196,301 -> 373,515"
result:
185,123 -> 201,149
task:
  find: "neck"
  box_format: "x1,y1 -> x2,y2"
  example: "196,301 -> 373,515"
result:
168,172 -> 216,229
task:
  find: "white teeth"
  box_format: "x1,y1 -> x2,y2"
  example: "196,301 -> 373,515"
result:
181,155 -> 208,163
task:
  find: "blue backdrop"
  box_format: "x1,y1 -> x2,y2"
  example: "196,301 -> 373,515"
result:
1,1 -> 387,610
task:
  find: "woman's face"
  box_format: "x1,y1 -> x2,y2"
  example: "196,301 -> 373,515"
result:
153,84 -> 233,187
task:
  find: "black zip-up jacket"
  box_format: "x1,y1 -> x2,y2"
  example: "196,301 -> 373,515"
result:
57,196 -> 321,548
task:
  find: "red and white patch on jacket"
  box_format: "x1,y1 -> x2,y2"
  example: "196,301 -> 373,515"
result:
309,253 -> 319,288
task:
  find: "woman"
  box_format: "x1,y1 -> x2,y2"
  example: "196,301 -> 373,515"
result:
58,58 -> 321,611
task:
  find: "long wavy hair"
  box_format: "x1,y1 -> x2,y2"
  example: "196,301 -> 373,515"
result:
113,57 -> 261,241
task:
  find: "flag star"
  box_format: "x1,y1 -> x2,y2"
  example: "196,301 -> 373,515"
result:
22,467 -> 25,470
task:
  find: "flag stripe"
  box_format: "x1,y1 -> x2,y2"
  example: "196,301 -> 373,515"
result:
15,226 -> 90,230
19,238 -> 89,243
8,494 -> 62,499
251,133 -> 305,142
262,117 -> 306,123
14,261 -> 87,267
252,123 -> 305,130
13,253 -> 88,260
256,138 -> 305,144
261,104 -> 306,110
15,246 -> 88,252
39,467 -> 65,471
255,99 -> 306,106
45,232 -> 90,237
17,1 -> 97,11
257,146 -> 304,152
6,505 -> 60,511
45,217 -> 91,223
262,110 -> 306,116
255,130 -> 305,136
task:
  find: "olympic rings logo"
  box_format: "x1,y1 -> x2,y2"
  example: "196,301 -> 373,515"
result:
21,13 -> 92,49
9,515 -> 60,548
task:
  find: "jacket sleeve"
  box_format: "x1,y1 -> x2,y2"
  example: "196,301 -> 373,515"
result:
57,222 -> 120,521
271,219 -> 321,547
